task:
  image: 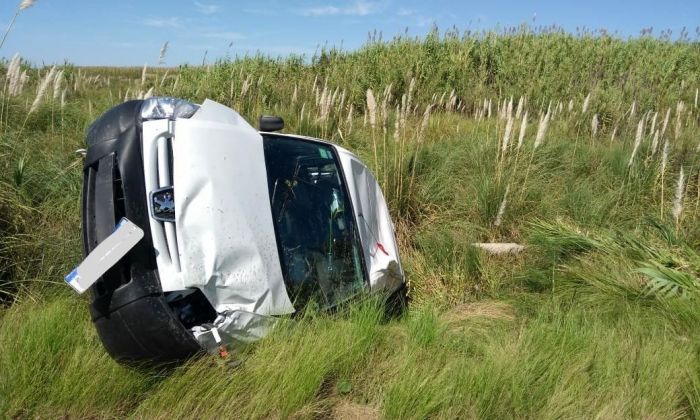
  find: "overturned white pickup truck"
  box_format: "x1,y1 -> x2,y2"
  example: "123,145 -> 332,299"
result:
72,98 -> 405,364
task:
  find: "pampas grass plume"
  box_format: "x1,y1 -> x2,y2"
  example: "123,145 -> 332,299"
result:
28,65 -> 56,114
672,167 -> 686,224
366,88 -> 377,129
517,111 -> 528,149
628,118 -> 645,166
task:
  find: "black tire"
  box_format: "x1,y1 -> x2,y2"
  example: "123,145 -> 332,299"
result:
384,282 -> 409,319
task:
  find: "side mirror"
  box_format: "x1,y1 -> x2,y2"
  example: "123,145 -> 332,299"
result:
259,115 -> 284,132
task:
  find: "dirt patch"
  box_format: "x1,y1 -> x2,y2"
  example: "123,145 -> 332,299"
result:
333,401 -> 379,420
442,301 -> 516,324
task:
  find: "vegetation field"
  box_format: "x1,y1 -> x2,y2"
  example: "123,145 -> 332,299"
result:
2,26 -> 700,418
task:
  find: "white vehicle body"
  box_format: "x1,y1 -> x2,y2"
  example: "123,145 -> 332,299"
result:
140,99 -> 404,349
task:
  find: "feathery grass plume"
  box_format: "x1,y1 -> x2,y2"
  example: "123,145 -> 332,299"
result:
695,88 -> 698,109
143,87 -> 154,99
581,92 -> 591,113
628,100 -> 636,121
6,53 -> 21,96
515,96 -> 524,119
28,65 -> 56,114
591,114 -> 599,137
447,89 -> 457,112
628,118 -> 645,166
123,88 -> 130,102
316,83 -> 326,107
533,107 -> 550,149
140,63 -> 147,87
381,84 -> 392,131
437,91 -> 446,108
366,89 -> 377,129
672,167 -> 686,225
52,69 -> 63,100
501,114 -> 514,154
240,74 -> 251,98
651,130 -> 660,156
661,139 -> 669,175
366,88 -> 378,171
517,111 -> 528,150
331,86 -> 340,109
661,108 -> 671,137
418,103 -> 432,141
649,111 -> 658,136
399,93 -> 407,128
291,84 -> 298,104
6,53 -> 20,80
567,99 -> 574,112
159,69 -> 169,88
60,88 -> 66,109
487,98 -> 492,118
19,0 -> 35,9
610,125 -> 618,144
318,85 -> 331,123
158,41 -> 169,65
494,185 -> 510,227
406,77 -> 416,113
393,104 -> 400,142
18,69 -> 27,93
299,102 -> 306,122
674,101 -> 684,140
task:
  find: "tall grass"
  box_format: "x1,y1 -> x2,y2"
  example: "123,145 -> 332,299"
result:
2,26 -> 700,417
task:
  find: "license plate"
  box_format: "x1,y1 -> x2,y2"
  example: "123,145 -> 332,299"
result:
65,218 -> 144,294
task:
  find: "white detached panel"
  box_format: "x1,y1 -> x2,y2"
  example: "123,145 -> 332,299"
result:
172,100 -> 294,315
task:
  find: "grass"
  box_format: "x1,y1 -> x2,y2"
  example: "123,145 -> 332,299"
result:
2,25 -> 700,418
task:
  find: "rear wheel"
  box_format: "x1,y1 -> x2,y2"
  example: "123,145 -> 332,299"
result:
384,282 -> 409,319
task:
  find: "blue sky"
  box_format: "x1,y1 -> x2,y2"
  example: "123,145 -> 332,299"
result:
2,0 -> 699,66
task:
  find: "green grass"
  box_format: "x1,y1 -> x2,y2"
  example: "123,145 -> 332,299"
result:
2,27 -> 700,418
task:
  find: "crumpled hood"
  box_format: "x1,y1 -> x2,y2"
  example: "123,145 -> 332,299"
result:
171,100 -> 294,315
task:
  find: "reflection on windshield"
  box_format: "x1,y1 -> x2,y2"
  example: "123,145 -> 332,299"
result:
262,135 -> 365,309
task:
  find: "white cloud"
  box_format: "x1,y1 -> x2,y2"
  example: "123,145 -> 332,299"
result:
397,8 -> 414,16
194,1 -> 220,15
142,17 -> 180,28
301,1 -> 380,16
202,31 -> 247,40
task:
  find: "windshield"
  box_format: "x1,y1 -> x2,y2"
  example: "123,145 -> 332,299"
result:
262,135 -> 366,309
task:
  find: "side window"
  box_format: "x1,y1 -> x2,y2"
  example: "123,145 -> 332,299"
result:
262,135 -> 366,309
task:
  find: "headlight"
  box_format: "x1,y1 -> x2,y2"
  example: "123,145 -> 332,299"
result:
140,97 -> 199,121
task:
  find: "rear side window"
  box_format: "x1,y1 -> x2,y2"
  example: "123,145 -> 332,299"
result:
262,135 -> 366,309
